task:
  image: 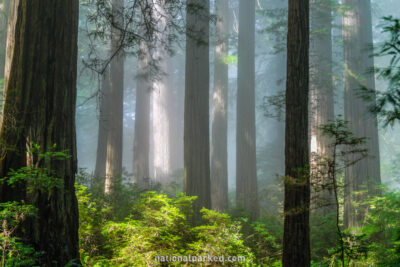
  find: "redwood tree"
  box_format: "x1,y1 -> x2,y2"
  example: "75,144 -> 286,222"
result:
211,0 -> 229,213
282,0 -> 310,266
309,0 -> 335,213
105,0 -> 125,194
0,0 -> 80,264
0,0 -> 9,83
342,0 -> 381,229
94,68 -> 110,179
236,0 -> 259,220
184,0 -> 211,221
133,41 -> 151,189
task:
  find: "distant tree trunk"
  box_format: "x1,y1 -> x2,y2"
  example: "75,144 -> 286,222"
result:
168,54 -> 184,173
151,0 -> 171,183
282,0 -> 310,266
184,0 -> 211,222
105,0 -> 124,194
94,68 -> 110,179
309,0 -> 335,214
342,0 -> 381,229
0,0 -> 9,119
211,0 -> 229,213
0,0 -> 80,264
133,41 -> 151,189
236,0 -> 259,220
0,0 -> 9,78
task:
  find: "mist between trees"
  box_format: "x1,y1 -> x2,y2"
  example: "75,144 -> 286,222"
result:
0,0 -> 400,266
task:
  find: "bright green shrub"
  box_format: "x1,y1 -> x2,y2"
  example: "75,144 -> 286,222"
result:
188,209 -> 254,264
78,188 -> 261,266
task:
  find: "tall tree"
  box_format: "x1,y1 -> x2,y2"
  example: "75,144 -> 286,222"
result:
167,53 -> 184,173
151,0 -> 171,183
184,0 -> 211,221
94,68 -> 110,179
236,0 -> 259,219
0,0 -> 9,79
282,0 -> 310,266
342,0 -> 381,229
105,0 -> 125,194
211,0 -> 229,213
309,0 -> 335,213
0,0 -> 80,264
0,0 -> 9,118
133,41 -> 151,189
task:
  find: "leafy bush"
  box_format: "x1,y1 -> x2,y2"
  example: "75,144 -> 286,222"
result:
78,187 -> 259,266
360,191 -> 400,266
0,201 -> 38,266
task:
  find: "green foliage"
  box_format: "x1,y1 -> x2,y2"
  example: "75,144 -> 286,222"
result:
0,143 -> 70,194
313,189 -> 400,267
77,184 -> 260,266
310,212 -> 338,262
0,144 -> 72,266
0,202 -> 38,267
188,209 -> 254,261
362,16 -> 400,126
222,55 -> 238,65
359,191 -> 400,266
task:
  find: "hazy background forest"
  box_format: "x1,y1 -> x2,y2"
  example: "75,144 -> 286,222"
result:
0,0 -> 400,266
75,0 -> 400,193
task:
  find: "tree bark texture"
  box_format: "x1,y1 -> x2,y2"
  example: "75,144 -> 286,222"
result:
342,0 -> 381,229
310,0 -> 335,214
236,0 -> 259,220
133,41 -> 151,189
211,0 -> 229,213
282,0 -> 310,266
0,0 -> 9,80
0,0 -> 10,120
151,0 -> 171,183
0,0 -> 79,264
105,0 -> 124,194
94,68 -> 110,179
184,0 -> 211,222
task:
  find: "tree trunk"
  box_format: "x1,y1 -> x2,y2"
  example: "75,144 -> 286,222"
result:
184,0 -> 211,222
168,54 -> 184,173
342,0 -> 381,229
236,0 -> 259,220
0,0 -> 9,120
309,0 -> 335,214
211,0 -> 229,213
94,68 -> 110,180
0,0 -> 80,264
151,0 -> 171,183
282,0 -> 310,266
105,0 -> 124,194
133,41 -> 151,189
0,0 -> 9,78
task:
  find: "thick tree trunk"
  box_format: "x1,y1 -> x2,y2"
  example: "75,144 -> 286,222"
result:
310,0 -> 335,213
94,68 -> 110,179
211,0 -> 229,213
133,41 -> 151,189
0,0 -> 79,264
184,0 -> 211,222
105,0 -> 124,194
282,0 -> 310,266
236,0 -> 259,220
342,0 -> 381,229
